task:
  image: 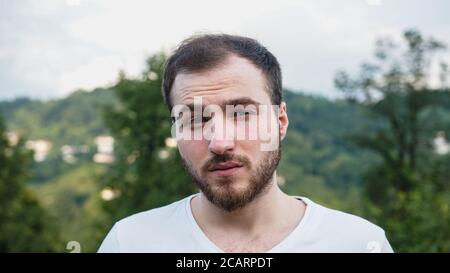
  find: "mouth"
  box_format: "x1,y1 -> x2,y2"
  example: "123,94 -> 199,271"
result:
208,161 -> 244,177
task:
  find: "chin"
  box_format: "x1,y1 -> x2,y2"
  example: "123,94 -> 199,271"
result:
214,181 -> 252,198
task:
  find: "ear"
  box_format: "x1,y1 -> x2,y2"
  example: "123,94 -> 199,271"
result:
278,101 -> 289,140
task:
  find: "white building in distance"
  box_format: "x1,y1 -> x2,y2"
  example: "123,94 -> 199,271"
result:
6,131 -> 19,146
26,139 -> 52,162
94,135 -> 115,164
433,131 -> 450,155
60,144 -> 90,164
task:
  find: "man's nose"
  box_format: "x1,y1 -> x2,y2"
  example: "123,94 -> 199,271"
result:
208,118 -> 235,155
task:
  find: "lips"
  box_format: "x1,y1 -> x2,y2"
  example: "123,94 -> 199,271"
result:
209,161 -> 243,172
209,161 -> 243,176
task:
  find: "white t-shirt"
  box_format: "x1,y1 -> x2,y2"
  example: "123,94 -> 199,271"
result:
98,194 -> 394,253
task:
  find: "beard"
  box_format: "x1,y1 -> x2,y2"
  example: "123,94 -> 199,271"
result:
180,143 -> 282,212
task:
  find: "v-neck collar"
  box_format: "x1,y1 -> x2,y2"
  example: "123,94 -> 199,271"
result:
184,193 -> 315,253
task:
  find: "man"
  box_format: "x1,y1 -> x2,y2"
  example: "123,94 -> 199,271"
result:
98,34 -> 394,253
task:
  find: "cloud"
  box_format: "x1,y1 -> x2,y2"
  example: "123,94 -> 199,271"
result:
59,55 -> 125,92
1,0 -> 450,100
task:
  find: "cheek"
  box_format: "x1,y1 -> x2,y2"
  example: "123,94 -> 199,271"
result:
178,140 -> 208,164
235,139 -> 264,163
234,115 -> 261,142
238,114 -> 278,144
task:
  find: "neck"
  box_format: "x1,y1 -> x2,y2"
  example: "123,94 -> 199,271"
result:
192,173 -> 301,234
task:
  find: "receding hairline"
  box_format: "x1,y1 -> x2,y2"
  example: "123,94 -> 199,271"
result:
169,53 -> 273,105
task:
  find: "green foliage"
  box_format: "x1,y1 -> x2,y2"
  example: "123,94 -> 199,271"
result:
2,30 -> 448,252
335,29 -> 450,252
0,115 -> 62,252
0,88 -> 115,148
1,68 -> 379,251
0,88 -> 116,185
35,163 -> 108,253
282,91 -> 379,192
101,53 -> 196,223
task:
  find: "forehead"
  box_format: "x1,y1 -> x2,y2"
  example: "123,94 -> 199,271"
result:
171,55 -> 271,106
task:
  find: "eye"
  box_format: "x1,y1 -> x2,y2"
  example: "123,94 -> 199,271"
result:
234,110 -> 248,117
234,109 -> 257,119
189,115 -> 211,129
191,115 -> 203,124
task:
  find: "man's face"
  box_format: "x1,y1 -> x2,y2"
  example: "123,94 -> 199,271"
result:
171,55 -> 288,212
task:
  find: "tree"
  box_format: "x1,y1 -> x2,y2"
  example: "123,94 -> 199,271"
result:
0,115 -> 62,252
335,29 -> 450,252
101,53 -> 196,224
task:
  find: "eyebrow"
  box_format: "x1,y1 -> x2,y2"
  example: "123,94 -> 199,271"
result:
184,97 -> 262,112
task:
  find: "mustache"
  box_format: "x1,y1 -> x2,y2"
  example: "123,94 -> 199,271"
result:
202,153 -> 251,173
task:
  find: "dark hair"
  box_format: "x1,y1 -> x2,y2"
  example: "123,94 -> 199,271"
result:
162,33 -> 283,110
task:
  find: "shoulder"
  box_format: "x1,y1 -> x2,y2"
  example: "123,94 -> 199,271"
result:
98,195 -> 194,252
298,197 -> 392,252
115,196 -> 189,233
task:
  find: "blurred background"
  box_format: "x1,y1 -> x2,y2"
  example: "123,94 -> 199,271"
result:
0,0 -> 449,252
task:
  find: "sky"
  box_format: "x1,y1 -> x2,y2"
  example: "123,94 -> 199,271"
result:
1,0 -> 449,100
